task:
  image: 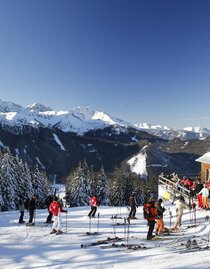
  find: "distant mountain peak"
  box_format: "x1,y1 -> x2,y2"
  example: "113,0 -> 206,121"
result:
26,102 -> 53,112
135,122 -> 172,131
0,99 -> 23,113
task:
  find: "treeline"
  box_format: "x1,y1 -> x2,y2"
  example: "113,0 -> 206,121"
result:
0,148 -> 50,211
65,160 -> 158,207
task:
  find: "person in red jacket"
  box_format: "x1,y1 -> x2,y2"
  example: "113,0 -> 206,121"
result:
49,196 -> 67,234
143,197 -> 157,240
88,196 -> 99,218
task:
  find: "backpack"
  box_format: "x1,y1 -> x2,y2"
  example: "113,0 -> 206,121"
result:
143,206 -> 151,219
143,203 -> 156,219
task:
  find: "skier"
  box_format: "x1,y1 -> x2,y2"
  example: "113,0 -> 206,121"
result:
195,181 -> 204,208
49,196 -> 68,234
88,196 -> 99,218
198,184 -> 209,210
28,194 -> 37,224
44,195 -> 53,223
171,195 -> 189,231
128,192 -> 138,219
18,196 -> 25,224
143,197 -> 157,240
155,198 -> 165,235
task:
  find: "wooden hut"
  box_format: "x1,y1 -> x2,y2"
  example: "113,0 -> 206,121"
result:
196,152 -> 210,183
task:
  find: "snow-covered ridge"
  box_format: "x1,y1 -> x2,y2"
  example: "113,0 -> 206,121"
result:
135,123 -> 172,131
135,122 -> 210,140
0,100 -> 135,135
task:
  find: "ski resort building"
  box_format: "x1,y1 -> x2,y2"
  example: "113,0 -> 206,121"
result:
196,152 -> 210,183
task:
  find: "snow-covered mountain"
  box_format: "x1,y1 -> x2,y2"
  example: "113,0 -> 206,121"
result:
1,100 -> 210,141
0,100 -> 136,135
135,122 -> 210,140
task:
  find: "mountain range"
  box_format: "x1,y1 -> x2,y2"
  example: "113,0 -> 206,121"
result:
0,99 -> 208,181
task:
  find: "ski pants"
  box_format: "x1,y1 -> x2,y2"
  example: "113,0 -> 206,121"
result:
156,218 -> 164,234
29,209 -> 35,223
46,211 -> 53,223
52,215 -> 62,231
197,194 -> 203,208
129,206 -> 137,218
202,197 -> 209,209
147,220 -> 156,239
172,213 -> 183,229
19,211 -> 24,223
88,206 -> 97,217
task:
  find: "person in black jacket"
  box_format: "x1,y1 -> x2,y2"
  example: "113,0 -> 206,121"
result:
155,198 -> 165,235
28,194 -> 37,224
44,195 -> 53,223
18,196 -> 25,224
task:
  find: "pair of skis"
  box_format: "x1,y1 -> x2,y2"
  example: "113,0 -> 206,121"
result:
81,236 -> 123,248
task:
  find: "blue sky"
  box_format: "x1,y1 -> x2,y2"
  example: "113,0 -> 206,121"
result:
0,0 -> 210,129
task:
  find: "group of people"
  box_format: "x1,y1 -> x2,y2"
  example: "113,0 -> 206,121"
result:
18,194 -> 68,234
143,195 -> 191,240
18,186 -> 208,240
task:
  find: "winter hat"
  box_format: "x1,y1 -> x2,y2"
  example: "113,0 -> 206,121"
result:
179,195 -> 185,202
148,196 -> 155,202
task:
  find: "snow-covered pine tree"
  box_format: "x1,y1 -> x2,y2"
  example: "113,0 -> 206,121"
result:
0,150 -> 18,210
30,165 -> 49,208
77,160 -> 91,206
14,156 -> 34,200
65,166 -> 81,207
94,166 -> 109,205
109,166 -> 125,206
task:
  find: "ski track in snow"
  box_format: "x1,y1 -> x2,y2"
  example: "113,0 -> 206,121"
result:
1,205 -> 210,268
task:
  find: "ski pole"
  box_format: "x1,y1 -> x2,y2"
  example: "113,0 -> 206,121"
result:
124,217 -> 126,239
112,215 -> 116,238
89,215 -> 91,234
127,218 -> 130,246
97,213 -> 100,234
66,211 -> 67,233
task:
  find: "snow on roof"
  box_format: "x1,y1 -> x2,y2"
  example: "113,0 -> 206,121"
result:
196,152 -> 210,164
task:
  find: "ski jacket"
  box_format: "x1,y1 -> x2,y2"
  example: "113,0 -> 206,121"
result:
175,200 -> 189,215
28,197 -> 36,211
143,202 -> 157,221
89,196 -> 99,207
44,195 -> 53,208
156,202 -> 165,219
198,187 -> 209,197
49,201 -> 66,216
129,195 -> 137,207
18,199 -> 25,212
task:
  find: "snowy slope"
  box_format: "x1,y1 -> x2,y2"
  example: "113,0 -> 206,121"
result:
1,204 -> 210,269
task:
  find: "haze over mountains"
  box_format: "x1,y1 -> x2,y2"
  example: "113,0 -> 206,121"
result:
0,99 -> 208,181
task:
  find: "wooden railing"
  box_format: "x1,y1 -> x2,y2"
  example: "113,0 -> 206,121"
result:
158,174 -> 191,202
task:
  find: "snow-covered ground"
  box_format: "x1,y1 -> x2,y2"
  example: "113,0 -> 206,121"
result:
1,204 -> 210,269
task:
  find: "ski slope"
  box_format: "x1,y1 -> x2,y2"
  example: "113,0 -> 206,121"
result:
1,204 -> 210,269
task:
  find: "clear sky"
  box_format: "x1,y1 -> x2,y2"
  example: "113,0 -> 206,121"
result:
0,0 -> 210,129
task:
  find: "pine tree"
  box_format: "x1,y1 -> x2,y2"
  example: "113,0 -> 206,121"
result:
0,150 -> 18,210
94,166 -> 109,205
30,165 -> 49,208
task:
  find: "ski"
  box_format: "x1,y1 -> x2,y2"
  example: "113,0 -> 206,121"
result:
78,232 -> 102,237
123,245 -> 153,253
81,236 -> 123,248
26,222 -> 35,226
100,243 -> 146,249
178,245 -> 210,254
